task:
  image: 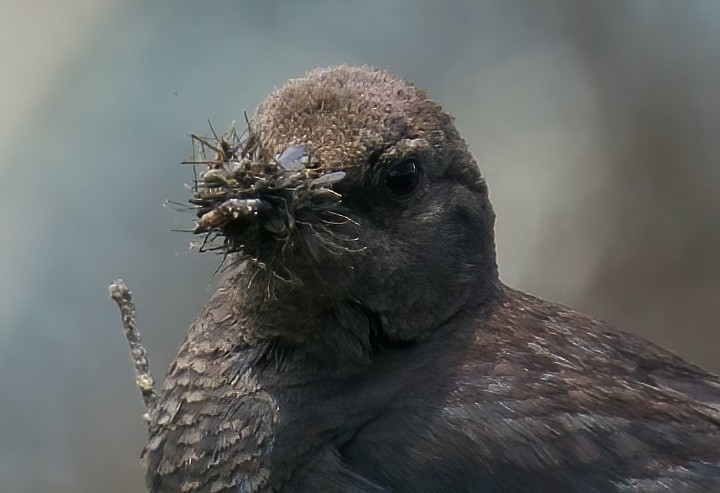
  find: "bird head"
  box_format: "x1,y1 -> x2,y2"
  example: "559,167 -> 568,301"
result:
187,66 -> 498,357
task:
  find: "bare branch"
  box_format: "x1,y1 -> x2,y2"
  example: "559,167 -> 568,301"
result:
109,279 -> 157,424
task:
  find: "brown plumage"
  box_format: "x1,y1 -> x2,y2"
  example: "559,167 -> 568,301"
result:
144,66 -> 720,492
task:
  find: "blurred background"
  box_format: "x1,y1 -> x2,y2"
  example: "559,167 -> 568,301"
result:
1,1 -> 718,491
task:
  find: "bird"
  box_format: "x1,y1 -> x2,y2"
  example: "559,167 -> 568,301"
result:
143,66 -> 720,492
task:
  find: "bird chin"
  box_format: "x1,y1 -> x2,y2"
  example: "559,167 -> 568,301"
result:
193,196 -> 365,316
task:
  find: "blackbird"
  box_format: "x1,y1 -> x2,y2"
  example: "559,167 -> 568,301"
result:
144,66 -> 720,492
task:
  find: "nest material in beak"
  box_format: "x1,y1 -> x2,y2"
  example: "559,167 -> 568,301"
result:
184,122 -> 346,253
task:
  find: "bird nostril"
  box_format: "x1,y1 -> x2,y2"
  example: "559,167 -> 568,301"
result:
258,200 -> 291,236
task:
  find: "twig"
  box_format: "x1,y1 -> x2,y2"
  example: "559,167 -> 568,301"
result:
109,279 -> 157,424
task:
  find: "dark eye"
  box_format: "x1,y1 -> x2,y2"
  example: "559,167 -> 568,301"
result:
385,159 -> 420,196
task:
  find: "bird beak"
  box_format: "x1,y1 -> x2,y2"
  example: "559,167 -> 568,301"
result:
185,128 -> 349,255
193,198 -> 276,235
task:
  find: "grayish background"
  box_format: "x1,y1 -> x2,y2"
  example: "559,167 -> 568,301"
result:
1,1 -> 718,492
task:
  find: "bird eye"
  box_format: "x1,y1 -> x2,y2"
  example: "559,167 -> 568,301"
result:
385,159 -> 420,196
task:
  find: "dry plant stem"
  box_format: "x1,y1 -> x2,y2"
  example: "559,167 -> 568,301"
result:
109,279 -> 157,423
